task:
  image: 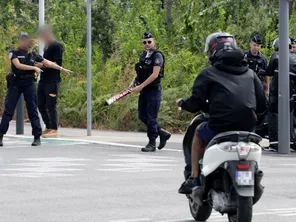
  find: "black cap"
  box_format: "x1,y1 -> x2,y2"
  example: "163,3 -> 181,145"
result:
290,37 -> 296,44
251,35 -> 262,44
18,32 -> 29,40
142,32 -> 155,39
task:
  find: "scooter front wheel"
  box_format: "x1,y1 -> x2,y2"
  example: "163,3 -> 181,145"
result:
189,198 -> 212,221
227,196 -> 253,222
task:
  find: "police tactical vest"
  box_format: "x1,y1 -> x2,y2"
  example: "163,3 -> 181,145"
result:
244,53 -> 265,83
12,49 -> 37,80
135,50 -> 165,88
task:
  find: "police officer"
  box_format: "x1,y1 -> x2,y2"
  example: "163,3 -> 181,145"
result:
245,35 -> 269,95
131,32 -> 171,152
37,25 -> 66,138
261,38 -> 296,152
0,32 -> 72,147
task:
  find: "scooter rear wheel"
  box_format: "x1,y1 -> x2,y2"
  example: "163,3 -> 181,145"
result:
227,196 -> 253,222
189,198 -> 212,221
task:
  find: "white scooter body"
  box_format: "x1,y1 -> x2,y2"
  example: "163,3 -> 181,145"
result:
202,140 -> 262,177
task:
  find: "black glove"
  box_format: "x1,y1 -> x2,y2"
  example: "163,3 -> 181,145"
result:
257,69 -> 266,76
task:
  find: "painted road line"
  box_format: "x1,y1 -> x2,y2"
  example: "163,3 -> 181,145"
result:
97,154 -> 181,173
269,208 -> 296,211
110,219 -> 151,222
5,134 -> 183,152
0,157 -> 91,178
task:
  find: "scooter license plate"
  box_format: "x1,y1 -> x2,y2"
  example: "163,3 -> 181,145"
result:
235,171 -> 254,186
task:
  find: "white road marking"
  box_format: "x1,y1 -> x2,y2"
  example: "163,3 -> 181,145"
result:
4,134 -> 182,152
59,142 -> 89,145
97,154 -> 181,173
0,157 -> 91,178
269,208 -> 296,211
18,157 -> 91,161
2,137 -> 91,148
0,173 -> 77,178
110,219 -> 150,222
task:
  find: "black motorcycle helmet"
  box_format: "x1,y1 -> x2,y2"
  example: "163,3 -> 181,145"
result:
204,32 -> 237,60
273,37 -> 291,51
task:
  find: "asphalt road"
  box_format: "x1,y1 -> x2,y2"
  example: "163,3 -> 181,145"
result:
1,137 -> 296,222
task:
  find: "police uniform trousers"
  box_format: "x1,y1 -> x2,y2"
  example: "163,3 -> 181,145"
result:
268,96 -> 295,150
138,86 -> 161,140
0,80 -> 42,136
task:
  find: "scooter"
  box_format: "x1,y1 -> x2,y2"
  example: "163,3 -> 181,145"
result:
182,113 -> 265,222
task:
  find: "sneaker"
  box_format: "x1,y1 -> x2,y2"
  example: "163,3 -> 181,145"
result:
42,130 -> 58,138
178,177 -> 201,194
42,128 -> 52,136
158,128 -> 171,150
32,136 -> 41,146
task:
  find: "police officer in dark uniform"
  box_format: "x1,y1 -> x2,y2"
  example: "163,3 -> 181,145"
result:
0,32 -> 72,147
131,32 -> 171,152
260,38 -> 296,152
245,35 -> 269,94
245,35 -> 269,138
291,37 -> 296,53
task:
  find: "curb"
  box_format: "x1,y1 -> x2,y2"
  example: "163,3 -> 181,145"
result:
5,134 -> 143,148
4,134 -> 183,152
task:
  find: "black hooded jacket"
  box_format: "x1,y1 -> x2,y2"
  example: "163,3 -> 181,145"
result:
181,49 -> 267,133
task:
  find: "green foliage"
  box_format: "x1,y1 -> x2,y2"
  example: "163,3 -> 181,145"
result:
1,0 -> 296,131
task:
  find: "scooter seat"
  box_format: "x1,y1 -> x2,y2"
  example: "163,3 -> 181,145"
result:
207,131 -> 262,148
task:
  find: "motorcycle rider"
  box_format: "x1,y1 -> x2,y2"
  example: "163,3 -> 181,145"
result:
260,38 -> 296,152
177,32 -> 266,194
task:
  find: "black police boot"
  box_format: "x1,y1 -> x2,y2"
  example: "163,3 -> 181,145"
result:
141,139 -> 156,152
158,128 -> 171,150
0,133 -> 3,147
32,136 -> 41,146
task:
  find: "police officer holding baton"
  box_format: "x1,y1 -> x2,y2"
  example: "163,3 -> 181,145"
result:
0,32 -> 72,147
131,32 -> 171,152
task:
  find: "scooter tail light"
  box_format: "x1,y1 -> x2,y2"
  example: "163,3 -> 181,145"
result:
236,142 -> 251,160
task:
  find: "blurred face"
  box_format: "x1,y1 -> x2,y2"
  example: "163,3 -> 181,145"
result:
39,30 -> 53,43
292,44 -> 296,53
250,41 -> 261,55
142,38 -> 156,50
18,38 -> 30,50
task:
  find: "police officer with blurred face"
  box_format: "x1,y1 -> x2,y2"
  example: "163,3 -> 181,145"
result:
245,35 -> 269,95
37,25 -> 65,138
0,32 -> 72,147
131,32 -> 171,152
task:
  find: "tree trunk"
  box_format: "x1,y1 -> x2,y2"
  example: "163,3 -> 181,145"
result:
166,0 -> 174,30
